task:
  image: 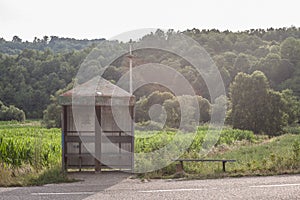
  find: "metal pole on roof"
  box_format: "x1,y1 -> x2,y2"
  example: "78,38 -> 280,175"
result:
129,41 -> 133,94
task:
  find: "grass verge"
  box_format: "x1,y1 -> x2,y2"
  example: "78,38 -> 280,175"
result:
140,134 -> 300,179
0,164 -> 76,187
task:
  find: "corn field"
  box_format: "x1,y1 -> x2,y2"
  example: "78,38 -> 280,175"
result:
0,124 -> 61,168
0,121 -> 257,169
135,126 -> 256,153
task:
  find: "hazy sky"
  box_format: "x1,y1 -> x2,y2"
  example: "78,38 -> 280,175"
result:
1,0 -> 300,41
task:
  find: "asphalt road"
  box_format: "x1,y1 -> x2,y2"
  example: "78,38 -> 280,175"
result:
0,173 -> 299,200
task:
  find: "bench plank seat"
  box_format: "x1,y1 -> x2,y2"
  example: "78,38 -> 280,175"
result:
174,159 -> 236,172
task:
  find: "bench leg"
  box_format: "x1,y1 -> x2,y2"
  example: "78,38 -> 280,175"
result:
95,159 -> 101,173
176,161 -> 184,173
222,161 -> 227,172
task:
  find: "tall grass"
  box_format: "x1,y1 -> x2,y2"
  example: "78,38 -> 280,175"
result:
0,122 -> 64,186
137,127 -> 300,178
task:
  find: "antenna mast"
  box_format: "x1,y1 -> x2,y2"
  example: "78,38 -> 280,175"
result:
128,41 -> 133,94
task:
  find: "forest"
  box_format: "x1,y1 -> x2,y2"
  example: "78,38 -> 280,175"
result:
1,27 -> 300,135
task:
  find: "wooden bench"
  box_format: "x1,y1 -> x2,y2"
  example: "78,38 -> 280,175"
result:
175,159 -> 236,172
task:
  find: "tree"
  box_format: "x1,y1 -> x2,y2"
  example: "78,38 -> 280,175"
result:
162,95 -> 211,130
280,70 -> 300,98
12,36 -> 22,43
197,96 -> 211,123
281,89 -> 300,124
135,91 -> 174,122
42,82 -> 74,128
228,71 -> 287,135
135,96 -> 148,123
257,53 -> 294,87
233,53 -> 253,74
212,95 -> 227,123
264,90 -> 287,135
163,98 -> 181,129
280,37 -> 300,65
43,36 -> 49,44
42,98 -> 61,128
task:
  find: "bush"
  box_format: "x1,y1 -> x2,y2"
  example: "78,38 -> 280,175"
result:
283,126 -> 300,134
228,71 -> 288,135
135,121 -> 164,131
42,103 -> 61,128
292,140 -> 300,161
135,91 -> 174,123
0,101 -> 25,121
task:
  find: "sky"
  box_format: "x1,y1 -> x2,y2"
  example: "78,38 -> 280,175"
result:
1,0 -> 300,41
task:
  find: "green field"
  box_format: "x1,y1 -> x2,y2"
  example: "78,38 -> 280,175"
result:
135,128 -> 300,179
175,134 -> 300,179
0,121 -> 69,186
0,121 -> 300,186
0,122 -> 60,168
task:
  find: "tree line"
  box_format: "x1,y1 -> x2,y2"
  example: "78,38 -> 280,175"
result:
0,27 -> 300,135
0,36 -> 104,55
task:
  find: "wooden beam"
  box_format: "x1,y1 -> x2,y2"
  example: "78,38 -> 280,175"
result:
131,105 -> 135,173
95,106 -> 102,172
65,136 -> 95,143
62,106 -> 68,172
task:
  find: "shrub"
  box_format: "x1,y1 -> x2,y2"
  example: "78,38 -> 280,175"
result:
42,103 -> 61,128
135,121 -> 164,131
0,101 -> 25,121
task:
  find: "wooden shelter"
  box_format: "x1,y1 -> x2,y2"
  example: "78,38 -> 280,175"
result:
58,77 -> 135,172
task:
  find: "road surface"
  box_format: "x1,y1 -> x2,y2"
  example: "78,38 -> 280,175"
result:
0,173 -> 299,200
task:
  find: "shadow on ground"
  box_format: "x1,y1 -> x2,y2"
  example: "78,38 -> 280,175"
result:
0,171 -> 131,200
